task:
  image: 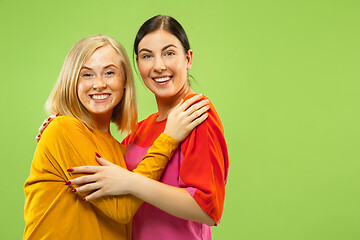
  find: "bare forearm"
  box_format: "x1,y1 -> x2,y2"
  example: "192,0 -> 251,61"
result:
129,173 -> 215,226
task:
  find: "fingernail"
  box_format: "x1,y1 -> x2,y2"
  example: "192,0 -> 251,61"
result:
65,181 -> 71,185
42,123 -> 46,126
67,168 -> 74,172
56,113 -> 60,117
37,134 -> 41,138
95,152 -> 101,158
72,189 -> 77,192
82,198 -> 86,201
47,117 -> 51,121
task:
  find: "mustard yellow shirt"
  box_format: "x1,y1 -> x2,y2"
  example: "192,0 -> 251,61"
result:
24,116 -> 179,240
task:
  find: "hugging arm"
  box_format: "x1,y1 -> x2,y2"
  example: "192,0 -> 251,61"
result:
44,95 -> 209,223
69,96 -> 224,226
126,100 -> 228,226
41,117 -> 179,224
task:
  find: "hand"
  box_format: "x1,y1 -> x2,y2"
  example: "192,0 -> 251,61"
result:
67,154 -> 134,201
36,113 -> 59,142
164,94 -> 210,142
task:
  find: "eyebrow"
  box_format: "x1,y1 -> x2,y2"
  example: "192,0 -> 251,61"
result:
138,44 -> 177,54
80,64 -> 119,70
162,44 -> 177,51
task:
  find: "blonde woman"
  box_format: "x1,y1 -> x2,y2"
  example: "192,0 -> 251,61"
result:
24,35 -> 209,239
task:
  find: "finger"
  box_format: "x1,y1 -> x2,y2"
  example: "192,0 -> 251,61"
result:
184,99 -> 209,116
188,113 -> 209,129
68,166 -> 102,174
186,105 -> 210,123
74,182 -> 100,193
38,116 -> 53,134
38,124 -> 46,135
83,189 -> 106,201
178,94 -> 203,112
96,156 -> 114,166
69,175 -> 99,186
35,134 -> 41,143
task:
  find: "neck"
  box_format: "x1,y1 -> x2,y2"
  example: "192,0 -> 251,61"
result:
91,113 -> 112,133
156,86 -> 195,121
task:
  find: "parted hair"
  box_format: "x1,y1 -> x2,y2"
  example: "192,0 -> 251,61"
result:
134,15 -> 190,56
46,34 -> 137,133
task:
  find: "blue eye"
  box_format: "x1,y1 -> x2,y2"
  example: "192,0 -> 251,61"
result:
143,54 -> 152,59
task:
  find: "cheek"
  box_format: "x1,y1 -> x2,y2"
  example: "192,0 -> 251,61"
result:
77,81 -> 91,103
113,78 -> 125,98
77,83 -> 85,98
138,61 -> 150,76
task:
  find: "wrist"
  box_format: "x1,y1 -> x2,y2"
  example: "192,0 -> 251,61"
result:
127,172 -> 142,195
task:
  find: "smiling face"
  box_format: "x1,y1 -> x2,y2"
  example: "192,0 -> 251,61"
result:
77,45 -> 125,122
136,29 -> 193,101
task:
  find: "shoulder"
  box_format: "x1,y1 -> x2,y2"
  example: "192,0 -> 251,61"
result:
42,116 -> 90,140
186,93 -> 224,131
137,113 -> 158,127
181,94 -> 227,149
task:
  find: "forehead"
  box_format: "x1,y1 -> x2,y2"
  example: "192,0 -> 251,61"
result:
138,29 -> 182,50
83,45 -> 122,68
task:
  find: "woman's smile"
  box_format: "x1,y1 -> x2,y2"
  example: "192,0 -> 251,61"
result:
152,75 -> 173,84
137,29 -> 193,100
89,93 -> 111,100
77,45 -> 125,121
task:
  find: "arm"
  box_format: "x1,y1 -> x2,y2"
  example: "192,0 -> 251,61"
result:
127,170 -> 216,226
70,96 -> 228,226
42,116 -> 179,224
67,95 -> 210,221
93,98 -> 225,226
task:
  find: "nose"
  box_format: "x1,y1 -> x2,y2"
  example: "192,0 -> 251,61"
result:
92,76 -> 107,91
153,57 -> 166,72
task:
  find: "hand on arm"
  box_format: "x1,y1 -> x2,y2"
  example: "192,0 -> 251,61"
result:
164,94 -> 209,142
67,155 -> 133,199
41,117 -> 144,223
70,155 -> 215,226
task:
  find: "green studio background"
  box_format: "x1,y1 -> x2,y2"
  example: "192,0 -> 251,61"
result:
1,0 -> 359,239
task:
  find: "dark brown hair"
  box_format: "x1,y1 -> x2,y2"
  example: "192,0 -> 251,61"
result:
134,15 -> 190,56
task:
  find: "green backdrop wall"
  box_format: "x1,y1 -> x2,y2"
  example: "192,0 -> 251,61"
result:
1,0 -> 359,239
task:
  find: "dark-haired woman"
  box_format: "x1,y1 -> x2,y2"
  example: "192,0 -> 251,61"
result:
66,15 -> 229,239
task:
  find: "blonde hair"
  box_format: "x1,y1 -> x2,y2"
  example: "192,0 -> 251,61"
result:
46,34 -> 137,133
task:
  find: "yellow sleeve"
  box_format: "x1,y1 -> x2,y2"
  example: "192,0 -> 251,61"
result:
133,133 -> 179,178
40,116 -> 178,224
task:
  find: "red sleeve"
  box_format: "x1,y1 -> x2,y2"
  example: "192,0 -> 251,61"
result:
179,96 -> 229,224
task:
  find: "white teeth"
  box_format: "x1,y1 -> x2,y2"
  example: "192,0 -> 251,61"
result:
91,94 -> 109,100
153,77 -> 171,83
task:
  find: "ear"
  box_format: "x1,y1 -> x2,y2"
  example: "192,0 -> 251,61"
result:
186,49 -> 193,70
